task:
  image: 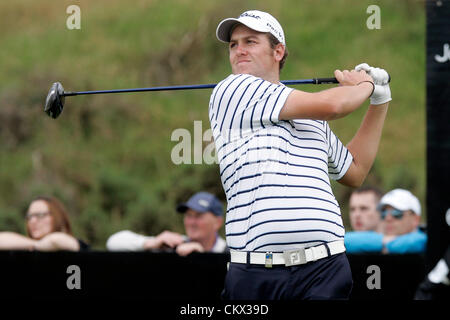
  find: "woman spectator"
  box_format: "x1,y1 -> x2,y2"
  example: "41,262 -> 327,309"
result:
0,196 -> 88,251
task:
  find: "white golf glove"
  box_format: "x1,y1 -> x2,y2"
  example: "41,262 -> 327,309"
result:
355,63 -> 392,105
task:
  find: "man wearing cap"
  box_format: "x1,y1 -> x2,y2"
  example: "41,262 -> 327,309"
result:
106,192 -> 227,255
210,10 -> 392,299
345,188 -> 427,254
379,189 -> 427,254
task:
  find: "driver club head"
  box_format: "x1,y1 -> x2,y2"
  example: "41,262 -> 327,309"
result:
44,82 -> 65,119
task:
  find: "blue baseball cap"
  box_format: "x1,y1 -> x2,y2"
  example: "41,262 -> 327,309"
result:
176,192 -> 224,217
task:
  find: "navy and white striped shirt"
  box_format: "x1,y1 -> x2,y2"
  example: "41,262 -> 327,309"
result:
209,74 -> 353,252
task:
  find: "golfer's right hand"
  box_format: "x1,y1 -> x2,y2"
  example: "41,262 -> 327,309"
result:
334,69 -> 374,87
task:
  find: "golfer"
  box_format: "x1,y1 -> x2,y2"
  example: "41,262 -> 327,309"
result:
209,10 -> 391,299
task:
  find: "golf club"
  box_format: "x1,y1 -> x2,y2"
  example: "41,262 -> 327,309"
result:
43,77 -> 356,119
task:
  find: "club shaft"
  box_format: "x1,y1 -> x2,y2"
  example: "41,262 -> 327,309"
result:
63,78 -> 339,97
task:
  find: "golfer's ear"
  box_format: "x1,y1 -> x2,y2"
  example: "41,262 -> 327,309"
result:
274,43 -> 285,62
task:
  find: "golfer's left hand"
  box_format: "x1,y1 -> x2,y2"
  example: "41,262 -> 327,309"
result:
354,63 -> 389,85
355,63 -> 392,105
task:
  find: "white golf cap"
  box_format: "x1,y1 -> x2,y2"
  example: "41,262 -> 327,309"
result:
379,189 -> 421,216
216,10 -> 286,46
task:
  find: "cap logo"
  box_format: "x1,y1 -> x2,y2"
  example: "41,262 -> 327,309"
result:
239,12 -> 261,20
198,199 -> 209,208
266,22 -> 284,42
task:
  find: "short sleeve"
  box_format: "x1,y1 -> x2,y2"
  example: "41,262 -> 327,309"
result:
326,123 -> 353,180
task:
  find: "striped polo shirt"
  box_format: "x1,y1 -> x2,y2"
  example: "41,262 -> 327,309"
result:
209,74 -> 353,252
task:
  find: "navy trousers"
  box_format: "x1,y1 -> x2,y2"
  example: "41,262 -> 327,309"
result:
222,252 -> 353,300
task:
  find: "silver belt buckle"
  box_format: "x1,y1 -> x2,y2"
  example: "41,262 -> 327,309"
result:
265,252 -> 273,268
283,248 -> 307,266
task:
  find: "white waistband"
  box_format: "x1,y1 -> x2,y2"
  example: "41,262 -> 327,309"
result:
229,241 -> 346,267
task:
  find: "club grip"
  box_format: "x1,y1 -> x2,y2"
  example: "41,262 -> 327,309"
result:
314,77 -> 339,84
315,74 -> 391,85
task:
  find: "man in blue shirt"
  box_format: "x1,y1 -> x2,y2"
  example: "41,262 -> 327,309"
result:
345,188 -> 427,254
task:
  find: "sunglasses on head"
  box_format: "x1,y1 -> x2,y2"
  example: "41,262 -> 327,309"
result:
380,208 -> 405,220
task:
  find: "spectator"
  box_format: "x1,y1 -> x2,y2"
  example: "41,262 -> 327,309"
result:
380,188 -> 427,253
0,196 -> 89,251
348,186 -> 383,232
415,244 -> 450,300
345,188 -> 427,254
106,192 -> 227,256
415,209 -> 450,300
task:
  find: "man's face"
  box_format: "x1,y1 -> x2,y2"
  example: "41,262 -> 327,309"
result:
381,205 -> 420,236
349,192 -> 381,231
183,209 -> 222,242
229,24 -> 282,80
